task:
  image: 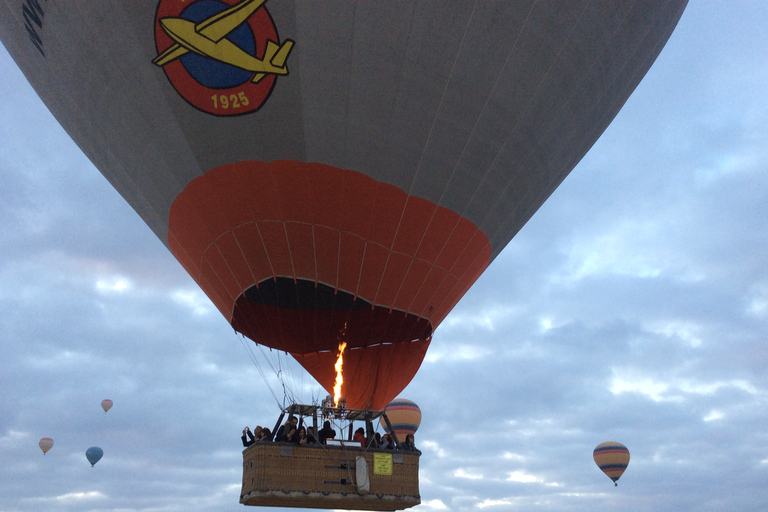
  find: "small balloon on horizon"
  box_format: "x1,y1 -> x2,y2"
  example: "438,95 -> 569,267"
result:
101,399 -> 113,413
593,442 -> 630,486
39,437 -> 54,455
86,447 -> 103,467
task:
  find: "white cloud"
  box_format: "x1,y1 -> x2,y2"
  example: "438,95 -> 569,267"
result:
419,499 -> 449,510
507,470 -> 542,483
24,349 -> 100,370
610,374 -> 673,402
172,289 -> 214,315
646,320 -> 704,348
558,221 -> 666,282
96,275 -> 132,292
694,152 -> 757,185
441,306 -> 516,332
747,296 -> 768,317
421,440 -> 448,458
703,409 -> 725,422
55,491 -> 107,501
454,468 -> 484,480
0,430 -> 29,445
610,370 -> 758,402
477,498 -> 517,508
424,344 -> 491,363
220,483 -> 242,494
502,452 -> 526,461
680,379 -> 757,395
746,281 -> 768,317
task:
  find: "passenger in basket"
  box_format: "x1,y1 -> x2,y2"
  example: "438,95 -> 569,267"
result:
319,420 -> 336,444
380,433 -> 396,450
398,434 -> 421,454
296,426 -> 309,445
284,425 -> 299,443
276,416 -> 298,442
259,427 -> 272,441
353,427 -> 366,447
306,426 -> 318,444
242,426 -> 268,447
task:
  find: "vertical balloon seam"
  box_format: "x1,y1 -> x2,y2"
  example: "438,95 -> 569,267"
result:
481,2 -> 686,252
208,243 -> 240,302
424,1 -> 539,235
467,10 -> 631,247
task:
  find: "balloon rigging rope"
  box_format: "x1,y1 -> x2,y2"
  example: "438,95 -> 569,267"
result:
266,347 -> 323,407
275,351 -> 300,406
261,345 -> 296,407
278,351 -> 299,404
253,344 -> 300,407
234,332 -> 282,408
232,337 -> 324,409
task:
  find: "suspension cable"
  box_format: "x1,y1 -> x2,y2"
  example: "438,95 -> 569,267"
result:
233,331 -> 282,408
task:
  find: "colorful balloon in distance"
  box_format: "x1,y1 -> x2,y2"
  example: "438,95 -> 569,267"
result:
0,2 -> 688,410
86,447 -> 104,467
39,437 -> 54,455
380,399 -> 421,439
101,399 -> 113,413
593,442 -> 630,486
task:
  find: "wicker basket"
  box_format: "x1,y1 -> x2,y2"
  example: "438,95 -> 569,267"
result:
240,442 -> 420,510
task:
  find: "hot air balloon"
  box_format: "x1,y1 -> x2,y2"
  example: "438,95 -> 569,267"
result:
38,437 -> 54,455
243,402 -> 422,509
101,399 -> 113,413
593,442 -> 630,486
380,398 -> 421,440
0,1 -> 686,509
0,1 -> 686,412
86,446 -> 104,467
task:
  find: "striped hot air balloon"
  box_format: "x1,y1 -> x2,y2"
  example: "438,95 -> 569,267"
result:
38,437 -> 54,455
593,442 -> 630,486
381,398 -> 421,439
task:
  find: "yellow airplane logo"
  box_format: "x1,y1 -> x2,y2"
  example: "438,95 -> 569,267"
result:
153,0 -> 294,84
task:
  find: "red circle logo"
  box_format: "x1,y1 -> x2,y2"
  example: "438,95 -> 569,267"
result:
153,0 -> 293,116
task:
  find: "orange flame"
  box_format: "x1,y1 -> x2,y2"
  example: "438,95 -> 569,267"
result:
333,341 -> 347,405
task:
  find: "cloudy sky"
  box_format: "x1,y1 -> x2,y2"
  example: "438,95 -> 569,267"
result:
2,2 -> 767,511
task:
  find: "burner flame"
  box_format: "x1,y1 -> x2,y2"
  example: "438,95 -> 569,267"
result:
333,341 -> 347,405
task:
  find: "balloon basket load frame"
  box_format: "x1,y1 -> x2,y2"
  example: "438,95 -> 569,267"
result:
240,404 -> 420,510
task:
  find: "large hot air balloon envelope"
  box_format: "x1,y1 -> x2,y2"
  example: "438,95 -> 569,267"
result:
593,442 -> 630,486
0,0 -> 687,409
380,398 -> 421,439
101,399 -> 113,413
86,447 -> 104,467
39,437 -> 54,455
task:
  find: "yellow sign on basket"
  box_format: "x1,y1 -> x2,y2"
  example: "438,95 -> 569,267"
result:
373,453 -> 393,475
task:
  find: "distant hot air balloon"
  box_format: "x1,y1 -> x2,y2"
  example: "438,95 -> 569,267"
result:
0,1 -> 687,411
39,437 -> 54,455
101,399 -> 113,413
85,447 -> 104,467
593,442 -> 630,486
380,398 -> 421,439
